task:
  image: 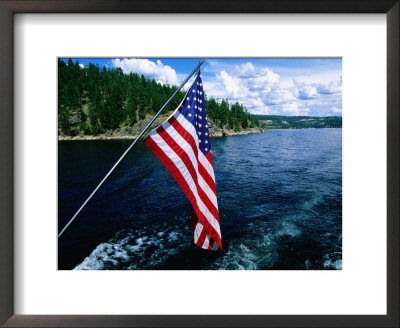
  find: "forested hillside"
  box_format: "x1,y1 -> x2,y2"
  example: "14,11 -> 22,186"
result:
254,115 -> 342,129
58,59 -> 261,137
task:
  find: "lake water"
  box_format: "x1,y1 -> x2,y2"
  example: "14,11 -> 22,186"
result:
58,129 -> 342,270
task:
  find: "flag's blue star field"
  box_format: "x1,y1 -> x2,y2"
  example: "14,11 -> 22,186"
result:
179,71 -> 211,155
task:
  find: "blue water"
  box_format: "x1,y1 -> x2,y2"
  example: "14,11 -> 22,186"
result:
58,129 -> 342,270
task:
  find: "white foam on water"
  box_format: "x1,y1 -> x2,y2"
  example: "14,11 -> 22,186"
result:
303,192 -> 324,211
73,213 -> 340,270
276,219 -> 302,238
323,258 -> 342,270
212,243 -> 259,270
74,217 -> 191,270
213,237 -> 279,270
322,253 -> 342,270
74,241 -> 129,270
210,220 -> 279,270
305,259 -> 312,269
168,231 -> 179,242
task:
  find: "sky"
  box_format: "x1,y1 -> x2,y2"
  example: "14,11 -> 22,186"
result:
62,57 -> 342,117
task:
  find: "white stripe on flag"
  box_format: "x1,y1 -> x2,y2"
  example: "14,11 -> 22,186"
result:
202,233 -> 210,249
173,111 -> 216,181
149,133 -> 221,237
163,121 -> 218,208
194,222 -> 203,244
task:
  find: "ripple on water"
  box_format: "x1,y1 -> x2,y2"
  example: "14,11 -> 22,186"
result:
63,130 -> 342,270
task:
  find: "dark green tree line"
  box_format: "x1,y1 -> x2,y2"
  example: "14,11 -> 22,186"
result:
58,59 -> 261,136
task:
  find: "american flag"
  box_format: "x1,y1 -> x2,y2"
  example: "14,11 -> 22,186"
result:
144,71 -> 222,251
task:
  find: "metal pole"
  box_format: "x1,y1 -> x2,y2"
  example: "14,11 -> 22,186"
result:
58,60 -> 204,238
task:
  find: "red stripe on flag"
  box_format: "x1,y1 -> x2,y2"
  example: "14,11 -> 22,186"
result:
145,137 -> 222,249
156,126 -> 220,223
191,212 -> 220,251
168,116 -> 217,195
196,225 -> 207,248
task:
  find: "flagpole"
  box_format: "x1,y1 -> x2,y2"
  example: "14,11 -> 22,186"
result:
58,60 -> 204,238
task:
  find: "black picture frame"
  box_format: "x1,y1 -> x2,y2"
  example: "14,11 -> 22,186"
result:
0,1 -> 398,327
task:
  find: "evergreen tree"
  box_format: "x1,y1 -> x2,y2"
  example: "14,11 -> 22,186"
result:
57,58 -> 262,136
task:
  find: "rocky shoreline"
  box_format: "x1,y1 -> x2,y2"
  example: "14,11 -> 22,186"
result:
59,115 -> 268,141
58,127 -> 267,141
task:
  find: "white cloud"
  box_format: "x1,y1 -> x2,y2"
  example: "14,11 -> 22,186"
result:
291,71 -> 342,85
202,80 -> 228,99
235,62 -> 257,77
318,80 -> 342,94
248,68 -> 280,92
248,99 -> 276,115
216,70 -> 248,99
281,103 -> 310,116
331,106 -> 342,113
264,88 -> 295,105
251,106 -> 276,115
203,60 -> 341,116
79,63 -> 85,69
293,80 -> 318,99
248,97 -> 265,108
112,58 -> 179,85
241,97 -> 266,111
213,63 -> 296,114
